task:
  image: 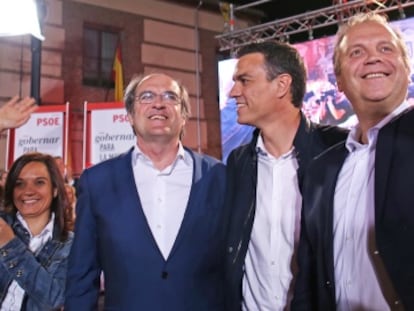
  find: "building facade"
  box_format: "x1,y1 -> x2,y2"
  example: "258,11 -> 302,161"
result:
0,0 -> 245,175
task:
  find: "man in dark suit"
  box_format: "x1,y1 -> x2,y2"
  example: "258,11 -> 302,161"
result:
223,41 -> 347,311
65,73 -> 226,310
292,13 -> 414,310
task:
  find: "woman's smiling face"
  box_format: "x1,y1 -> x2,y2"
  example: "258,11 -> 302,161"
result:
13,161 -> 55,222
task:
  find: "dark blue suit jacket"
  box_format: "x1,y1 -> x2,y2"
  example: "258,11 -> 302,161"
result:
292,107 -> 414,310
65,148 -> 226,310
223,114 -> 348,311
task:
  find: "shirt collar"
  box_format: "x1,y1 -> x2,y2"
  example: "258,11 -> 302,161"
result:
346,101 -> 410,152
132,142 -> 192,168
256,133 -> 295,159
16,212 -> 55,239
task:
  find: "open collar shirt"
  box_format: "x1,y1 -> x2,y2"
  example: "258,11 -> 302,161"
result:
132,143 -> 193,260
333,102 -> 409,311
242,134 -> 302,311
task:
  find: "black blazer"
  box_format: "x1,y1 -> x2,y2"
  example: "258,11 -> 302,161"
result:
223,113 -> 348,311
292,107 -> 414,310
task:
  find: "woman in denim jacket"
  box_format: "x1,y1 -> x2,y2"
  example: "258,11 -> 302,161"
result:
0,152 -> 74,310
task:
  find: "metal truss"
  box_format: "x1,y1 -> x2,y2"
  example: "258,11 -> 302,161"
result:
216,0 -> 414,52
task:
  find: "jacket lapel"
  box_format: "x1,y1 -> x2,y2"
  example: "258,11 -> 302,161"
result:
167,149 -> 199,260
375,117 -> 397,223
229,133 -> 258,265
114,149 -> 162,255
293,114 -> 313,190
320,144 -> 349,283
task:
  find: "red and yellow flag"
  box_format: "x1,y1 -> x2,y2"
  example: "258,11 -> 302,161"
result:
112,42 -> 124,102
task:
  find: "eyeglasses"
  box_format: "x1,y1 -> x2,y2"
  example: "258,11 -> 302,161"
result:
135,91 -> 180,105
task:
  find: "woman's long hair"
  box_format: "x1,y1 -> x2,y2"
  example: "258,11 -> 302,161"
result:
0,169 -> 6,210
4,153 -> 74,241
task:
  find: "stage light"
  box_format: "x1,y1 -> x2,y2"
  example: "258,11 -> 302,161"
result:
399,6 -> 406,19
0,0 -> 44,40
0,0 -> 45,102
308,29 -> 314,41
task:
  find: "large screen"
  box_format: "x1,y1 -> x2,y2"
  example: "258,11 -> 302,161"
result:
219,16 -> 414,162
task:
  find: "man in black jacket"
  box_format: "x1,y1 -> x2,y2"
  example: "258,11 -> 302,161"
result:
223,41 -> 347,311
292,13 -> 413,310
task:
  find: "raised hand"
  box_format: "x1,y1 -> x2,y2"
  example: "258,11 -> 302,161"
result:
0,217 -> 15,248
0,95 -> 37,132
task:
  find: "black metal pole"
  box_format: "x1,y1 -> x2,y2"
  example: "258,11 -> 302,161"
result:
30,0 -> 46,105
30,35 -> 42,104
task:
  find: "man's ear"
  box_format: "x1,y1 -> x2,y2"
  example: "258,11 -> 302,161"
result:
127,113 -> 134,125
336,76 -> 343,92
127,113 -> 137,136
275,73 -> 292,97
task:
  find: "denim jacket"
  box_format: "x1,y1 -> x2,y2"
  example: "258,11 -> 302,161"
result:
0,214 -> 73,311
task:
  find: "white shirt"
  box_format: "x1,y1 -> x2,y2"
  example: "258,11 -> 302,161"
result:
333,102 -> 409,311
132,143 -> 193,260
1,213 -> 54,311
242,135 -> 302,311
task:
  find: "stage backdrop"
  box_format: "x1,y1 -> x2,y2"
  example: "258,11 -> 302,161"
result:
219,16 -> 414,163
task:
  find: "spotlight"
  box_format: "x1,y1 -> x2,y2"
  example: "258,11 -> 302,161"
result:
399,7 -> 406,19
285,34 -> 290,43
0,0 -> 44,40
308,29 -> 314,41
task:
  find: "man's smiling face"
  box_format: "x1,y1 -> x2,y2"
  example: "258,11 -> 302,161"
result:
128,73 -> 185,144
335,21 -> 411,119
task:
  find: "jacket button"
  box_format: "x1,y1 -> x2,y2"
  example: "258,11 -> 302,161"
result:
8,262 -> 16,269
161,271 -> 168,279
228,246 -> 233,253
16,270 -> 23,277
1,250 -> 8,257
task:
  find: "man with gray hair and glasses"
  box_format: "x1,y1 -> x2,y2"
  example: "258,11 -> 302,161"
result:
66,73 -> 227,310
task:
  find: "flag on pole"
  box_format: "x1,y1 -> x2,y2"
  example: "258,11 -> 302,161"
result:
112,42 -> 124,102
